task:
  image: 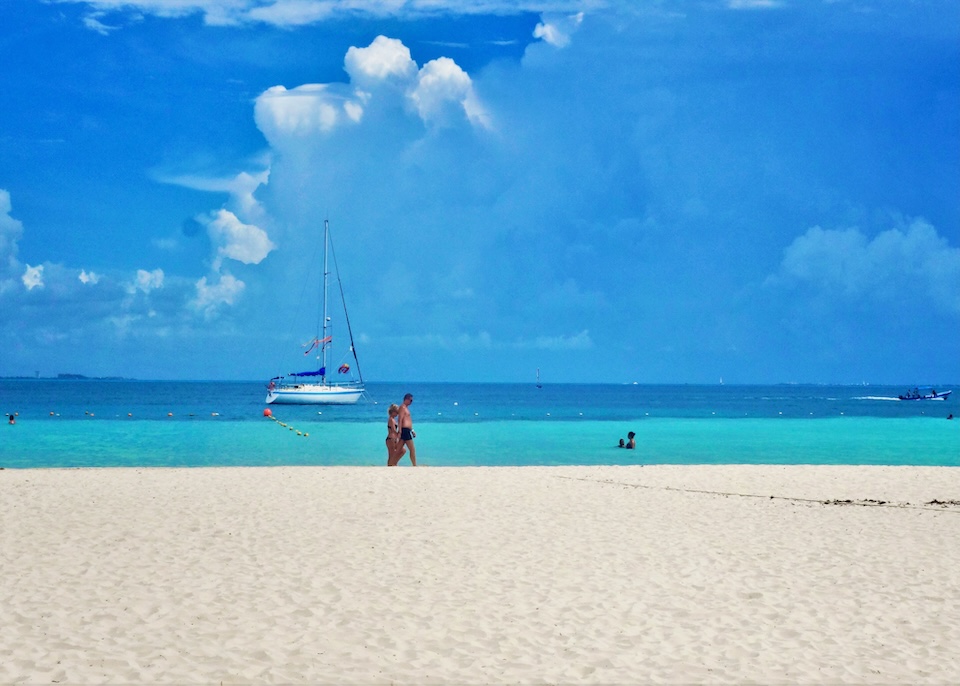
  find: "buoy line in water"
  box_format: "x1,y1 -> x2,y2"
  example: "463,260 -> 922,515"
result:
262,408 -> 309,437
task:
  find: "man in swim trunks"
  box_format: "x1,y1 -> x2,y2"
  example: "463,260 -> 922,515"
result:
397,392 -> 417,466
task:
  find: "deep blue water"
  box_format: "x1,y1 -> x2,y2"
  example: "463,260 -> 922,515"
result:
1,380 -> 957,468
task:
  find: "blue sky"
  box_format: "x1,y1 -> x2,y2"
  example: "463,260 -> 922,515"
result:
1,0 -> 958,384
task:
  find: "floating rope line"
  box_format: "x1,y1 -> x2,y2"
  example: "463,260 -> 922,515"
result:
556,476 -> 960,514
263,410 -> 309,437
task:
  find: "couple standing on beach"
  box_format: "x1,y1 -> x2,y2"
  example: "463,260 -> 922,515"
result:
386,393 -> 416,466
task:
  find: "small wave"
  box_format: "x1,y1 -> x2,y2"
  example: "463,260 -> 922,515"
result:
853,396 -> 901,401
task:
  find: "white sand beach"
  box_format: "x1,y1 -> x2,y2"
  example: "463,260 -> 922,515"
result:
2,465 -> 959,684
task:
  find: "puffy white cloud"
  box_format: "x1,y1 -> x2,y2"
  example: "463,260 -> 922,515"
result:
230,169 -> 270,218
160,168 -> 269,221
201,209 -> 276,268
411,57 -> 490,129
0,188 -> 259,375
0,189 -> 24,271
78,269 -> 101,284
255,83 -> 367,140
22,264 -> 44,290
192,273 -> 245,316
344,35 -> 417,88
132,268 -> 165,293
254,35 -> 488,142
533,12 -> 583,48
771,220 -> 960,313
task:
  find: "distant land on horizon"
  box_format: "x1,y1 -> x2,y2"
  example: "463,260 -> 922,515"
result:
0,374 -> 136,381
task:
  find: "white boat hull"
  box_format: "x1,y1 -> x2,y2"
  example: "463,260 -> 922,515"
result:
266,384 -> 363,405
899,389 -> 952,401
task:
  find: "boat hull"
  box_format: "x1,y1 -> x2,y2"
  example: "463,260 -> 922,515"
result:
899,390 -> 952,401
266,384 -> 364,405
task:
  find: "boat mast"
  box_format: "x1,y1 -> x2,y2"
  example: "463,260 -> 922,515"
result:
329,227 -> 364,387
321,219 -> 329,384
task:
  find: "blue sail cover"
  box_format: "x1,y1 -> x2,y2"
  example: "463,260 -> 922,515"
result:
292,367 -> 325,377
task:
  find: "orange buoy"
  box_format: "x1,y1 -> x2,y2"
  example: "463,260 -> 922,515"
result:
263,408 -> 272,417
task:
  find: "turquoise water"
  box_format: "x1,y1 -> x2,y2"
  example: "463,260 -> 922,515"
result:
1,380 -> 957,468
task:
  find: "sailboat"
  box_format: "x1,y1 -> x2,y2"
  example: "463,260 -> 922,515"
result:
266,220 -> 364,405
536,367 -> 542,389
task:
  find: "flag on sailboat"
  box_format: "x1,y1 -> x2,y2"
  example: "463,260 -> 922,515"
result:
303,336 -> 333,355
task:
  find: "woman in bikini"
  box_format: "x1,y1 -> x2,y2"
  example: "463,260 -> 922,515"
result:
386,404 -> 406,466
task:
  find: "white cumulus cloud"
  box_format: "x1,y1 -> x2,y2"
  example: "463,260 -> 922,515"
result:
255,83 -> 367,140
255,35 -> 489,142
78,269 -> 101,284
1,189 -> 24,272
193,273 -> 245,316
411,57 -> 490,129
201,209 -> 276,269
771,219 -> 960,313
344,35 -> 417,88
160,168 -> 269,221
22,264 -> 44,290
533,12 -> 583,48
132,268 -> 164,293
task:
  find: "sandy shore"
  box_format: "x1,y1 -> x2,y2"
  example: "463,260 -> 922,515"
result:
2,465 -> 958,684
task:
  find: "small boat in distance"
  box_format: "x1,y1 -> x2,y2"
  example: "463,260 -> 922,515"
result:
898,387 -> 952,401
266,220 -> 364,405
536,367 -> 542,389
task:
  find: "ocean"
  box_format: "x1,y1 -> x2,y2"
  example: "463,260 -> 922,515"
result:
1,380 -> 957,468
